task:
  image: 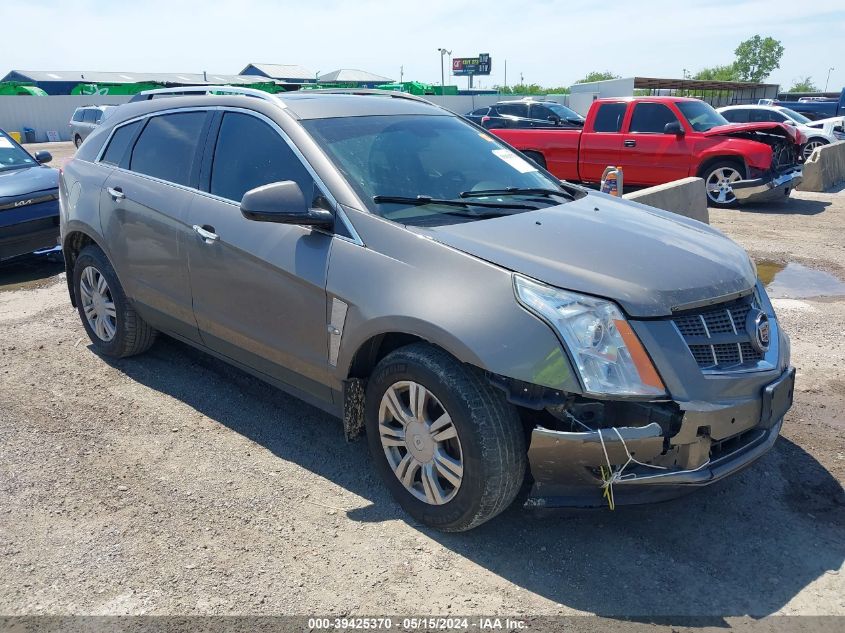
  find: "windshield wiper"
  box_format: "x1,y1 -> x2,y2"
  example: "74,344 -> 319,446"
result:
459,187 -> 574,200
373,194 -> 537,210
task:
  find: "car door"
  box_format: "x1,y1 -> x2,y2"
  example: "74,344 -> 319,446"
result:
99,110 -> 211,342
184,110 -> 334,402
620,102 -> 693,185
577,101 -> 626,182
528,103 -> 560,128
494,103 -> 529,128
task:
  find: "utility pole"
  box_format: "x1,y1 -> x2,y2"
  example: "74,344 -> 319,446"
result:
504,59 -> 507,91
825,67 -> 835,93
400,65 -> 404,83
437,48 -> 451,88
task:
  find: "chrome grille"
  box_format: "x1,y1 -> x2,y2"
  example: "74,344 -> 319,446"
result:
672,295 -> 765,370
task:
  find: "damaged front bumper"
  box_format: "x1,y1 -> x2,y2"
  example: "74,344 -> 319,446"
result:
732,168 -> 802,204
526,366 -> 795,508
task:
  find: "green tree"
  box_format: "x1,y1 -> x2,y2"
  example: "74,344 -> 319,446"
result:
692,64 -> 739,81
733,35 -> 784,82
788,76 -> 819,92
575,71 -> 620,84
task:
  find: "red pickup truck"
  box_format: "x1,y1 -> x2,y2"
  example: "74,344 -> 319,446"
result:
491,97 -> 804,207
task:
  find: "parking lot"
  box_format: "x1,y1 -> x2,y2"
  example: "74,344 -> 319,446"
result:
0,142 -> 843,618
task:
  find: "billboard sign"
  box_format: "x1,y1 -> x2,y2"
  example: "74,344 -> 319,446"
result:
452,53 -> 492,76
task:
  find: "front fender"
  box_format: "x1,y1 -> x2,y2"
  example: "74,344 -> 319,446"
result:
693,137 -> 773,173
328,209 -> 581,395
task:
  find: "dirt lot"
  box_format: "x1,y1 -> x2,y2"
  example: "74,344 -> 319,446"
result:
1,145 -> 843,619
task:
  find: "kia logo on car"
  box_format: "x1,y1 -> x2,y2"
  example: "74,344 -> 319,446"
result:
746,309 -> 771,353
14,199 -> 33,207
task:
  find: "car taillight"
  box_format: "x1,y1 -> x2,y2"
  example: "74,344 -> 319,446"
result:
481,115 -> 491,124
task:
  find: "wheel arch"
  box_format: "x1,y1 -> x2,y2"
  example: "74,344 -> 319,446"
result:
62,227 -> 108,307
695,154 -> 748,179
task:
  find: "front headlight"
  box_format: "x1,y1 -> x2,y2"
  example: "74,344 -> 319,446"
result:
514,275 -> 666,397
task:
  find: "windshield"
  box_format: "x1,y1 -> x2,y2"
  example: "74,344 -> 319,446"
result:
0,132 -> 37,172
778,107 -> 812,124
547,103 -> 583,120
302,114 -> 571,226
676,101 -> 729,132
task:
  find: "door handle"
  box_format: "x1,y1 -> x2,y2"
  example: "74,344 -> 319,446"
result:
107,186 -> 125,200
623,139 -> 637,147
193,224 -> 219,243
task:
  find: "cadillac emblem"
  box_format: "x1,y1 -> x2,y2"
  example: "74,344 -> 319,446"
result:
746,309 -> 771,353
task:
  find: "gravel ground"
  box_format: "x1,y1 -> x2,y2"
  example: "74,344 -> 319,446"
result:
1,146 -> 843,619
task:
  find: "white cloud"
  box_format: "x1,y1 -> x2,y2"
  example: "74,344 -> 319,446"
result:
2,0 -> 844,90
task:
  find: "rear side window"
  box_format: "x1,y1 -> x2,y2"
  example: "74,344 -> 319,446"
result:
592,102 -> 626,132
209,112 -> 312,203
629,103 -> 679,133
101,120 -> 141,166
470,107 -> 489,116
495,104 -> 528,117
129,112 -> 207,187
72,109 -> 85,122
722,109 -> 748,123
82,109 -> 98,124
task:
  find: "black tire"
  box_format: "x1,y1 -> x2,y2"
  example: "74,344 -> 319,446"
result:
365,343 -> 526,532
700,159 -> 745,208
522,150 -> 546,169
73,245 -> 157,358
74,135 -> 82,149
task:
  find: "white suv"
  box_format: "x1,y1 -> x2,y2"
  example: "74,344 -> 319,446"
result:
69,105 -> 116,148
718,104 -> 839,160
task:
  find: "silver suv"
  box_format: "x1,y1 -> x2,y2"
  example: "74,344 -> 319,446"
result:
69,105 -> 116,148
59,87 -> 794,531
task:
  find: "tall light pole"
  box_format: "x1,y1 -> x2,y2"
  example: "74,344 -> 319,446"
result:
825,67 -> 835,93
437,48 -> 451,87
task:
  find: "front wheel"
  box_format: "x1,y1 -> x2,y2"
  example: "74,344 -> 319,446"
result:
365,343 -> 526,532
702,161 -> 745,208
802,138 -> 829,161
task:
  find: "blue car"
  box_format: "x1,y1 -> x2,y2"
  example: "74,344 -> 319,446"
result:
0,129 -> 59,261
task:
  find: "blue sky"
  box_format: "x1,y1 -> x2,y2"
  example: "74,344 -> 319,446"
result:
4,0 -> 844,90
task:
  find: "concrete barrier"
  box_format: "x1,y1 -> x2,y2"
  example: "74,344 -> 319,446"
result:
623,177 -> 709,224
798,140 -> 845,192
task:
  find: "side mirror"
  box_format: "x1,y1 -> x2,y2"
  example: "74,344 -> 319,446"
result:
34,150 -> 52,164
664,121 -> 685,136
240,181 -> 334,229
547,115 -> 561,124
783,119 -> 796,126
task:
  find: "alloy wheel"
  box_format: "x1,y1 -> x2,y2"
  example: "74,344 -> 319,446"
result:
802,140 -> 825,161
378,381 -> 464,505
705,167 -> 742,205
79,265 -> 117,342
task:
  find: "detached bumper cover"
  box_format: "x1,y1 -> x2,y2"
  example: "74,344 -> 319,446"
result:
526,367 -> 795,508
732,168 -> 802,203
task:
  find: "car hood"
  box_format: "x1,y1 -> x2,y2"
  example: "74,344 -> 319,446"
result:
703,121 -> 800,143
409,193 -> 756,317
0,165 -> 59,199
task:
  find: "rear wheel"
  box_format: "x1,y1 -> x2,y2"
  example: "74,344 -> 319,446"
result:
365,343 -> 526,532
802,137 -> 828,161
73,245 -> 157,358
702,160 -> 745,208
74,135 -> 82,149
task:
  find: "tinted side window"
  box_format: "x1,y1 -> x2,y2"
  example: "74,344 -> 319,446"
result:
72,109 -> 85,122
531,105 -> 555,120
495,104 -> 528,117
82,109 -> 98,124
629,103 -> 679,133
722,109 -> 748,123
767,110 -> 787,122
592,103 -> 627,132
210,112 -> 312,203
470,107 -> 489,116
129,112 -> 207,187
101,120 -> 142,166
